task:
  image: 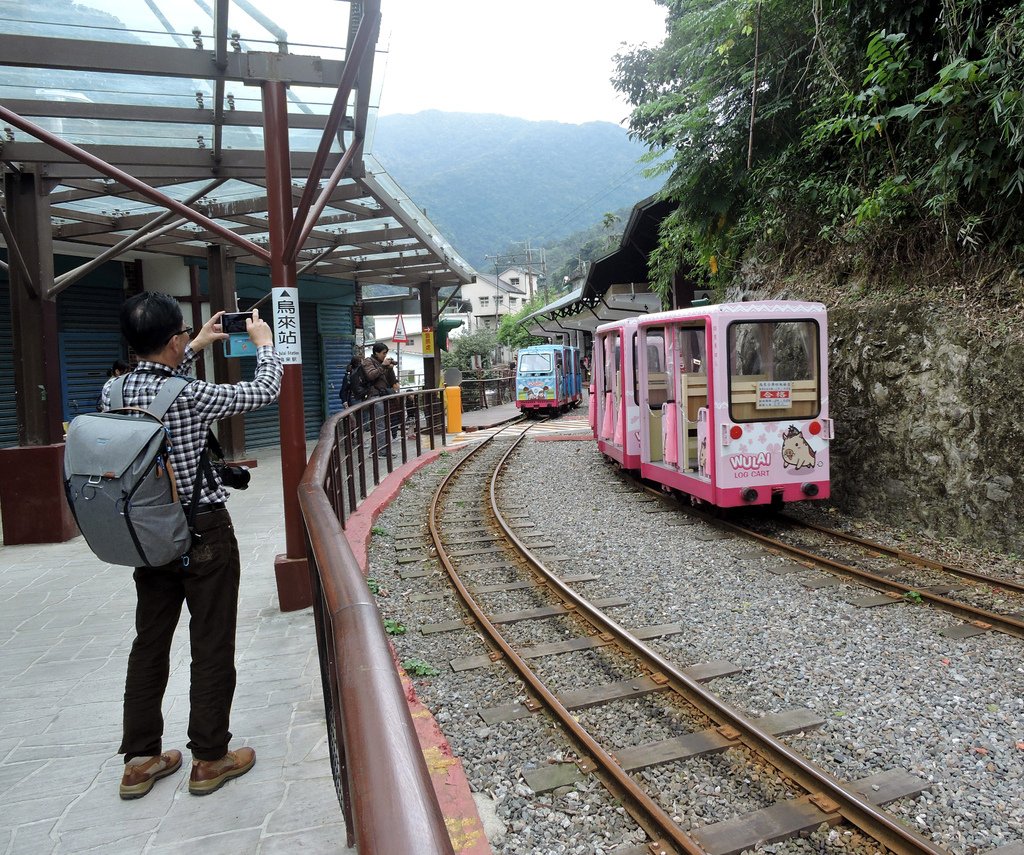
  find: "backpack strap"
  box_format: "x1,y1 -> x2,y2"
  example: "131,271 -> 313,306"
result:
109,373 -> 191,420
148,376 -> 192,420
109,374 -> 128,411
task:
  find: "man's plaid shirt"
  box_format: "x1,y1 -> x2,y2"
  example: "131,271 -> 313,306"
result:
100,344 -> 283,507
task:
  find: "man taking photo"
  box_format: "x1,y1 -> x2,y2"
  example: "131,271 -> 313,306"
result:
100,293 -> 283,800
360,341 -> 395,457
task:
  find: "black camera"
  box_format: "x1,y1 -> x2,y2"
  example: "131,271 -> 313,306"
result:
221,311 -> 251,335
215,463 -> 251,490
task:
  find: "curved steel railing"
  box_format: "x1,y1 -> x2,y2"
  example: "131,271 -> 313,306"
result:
297,389 -> 455,854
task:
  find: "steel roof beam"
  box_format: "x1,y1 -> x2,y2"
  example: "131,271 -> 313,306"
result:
2,142 -> 342,171
284,6 -> 379,261
358,171 -> 474,285
48,177 -> 199,205
60,232 -> 207,257
0,204 -> 38,297
0,105 -> 270,262
286,138 -> 363,261
0,99 -> 350,132
51,214 -> 192,297
0,35 -> 345,86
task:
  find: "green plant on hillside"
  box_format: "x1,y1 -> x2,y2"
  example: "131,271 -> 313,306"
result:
614,0 -> 1024,293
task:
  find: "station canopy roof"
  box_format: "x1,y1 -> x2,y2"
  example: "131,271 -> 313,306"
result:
0,0 -> 474,292
520,195 -> 673,338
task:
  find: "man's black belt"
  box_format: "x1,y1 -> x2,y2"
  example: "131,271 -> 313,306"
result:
183,502 -> 226,515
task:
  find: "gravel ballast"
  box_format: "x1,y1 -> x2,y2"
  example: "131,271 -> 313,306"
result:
368,435 -> 1024,855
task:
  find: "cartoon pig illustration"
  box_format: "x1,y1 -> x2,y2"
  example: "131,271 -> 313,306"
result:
698,437 -> 708,477
781,425 -> 816,470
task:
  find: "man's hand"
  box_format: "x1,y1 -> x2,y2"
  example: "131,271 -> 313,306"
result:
246,309 -> 274,347
190,310 -> 230,351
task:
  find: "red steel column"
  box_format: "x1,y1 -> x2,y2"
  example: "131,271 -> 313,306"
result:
263,80 -> 312,611
0,169 -> 78,545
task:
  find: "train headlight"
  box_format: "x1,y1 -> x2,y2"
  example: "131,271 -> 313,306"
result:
741,487 -> 758,502
801,483 -> 819,497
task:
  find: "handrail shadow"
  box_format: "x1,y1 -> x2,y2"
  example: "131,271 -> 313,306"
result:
297,388 -> 455,854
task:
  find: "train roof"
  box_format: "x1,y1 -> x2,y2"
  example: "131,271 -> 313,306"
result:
638,300 -> 827,325
593,301 -> 827,336
518,343 -> 577,352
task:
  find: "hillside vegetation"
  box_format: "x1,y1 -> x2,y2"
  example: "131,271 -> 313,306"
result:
371,111 -> 663,268
613,0 -> 1024,310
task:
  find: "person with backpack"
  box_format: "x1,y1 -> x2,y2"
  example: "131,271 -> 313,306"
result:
338,356 -> 366,407
98,292 -> 282,800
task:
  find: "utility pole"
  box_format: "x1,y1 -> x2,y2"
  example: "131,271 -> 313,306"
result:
513,238 -> 547,303
484,250 -> 518,367
522,239 -> 535,302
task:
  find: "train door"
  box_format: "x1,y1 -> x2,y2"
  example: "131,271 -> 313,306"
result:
598,331 -> 621,445
568,346 -> 580,403
638,325 -> 670,466
677,323 -> 709,478
554,347 -> 564,408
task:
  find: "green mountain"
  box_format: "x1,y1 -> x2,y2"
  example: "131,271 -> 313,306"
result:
370,111 -> 663,270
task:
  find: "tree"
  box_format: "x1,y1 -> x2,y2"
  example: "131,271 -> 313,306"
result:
498,297 -> 547,352
440,328 -> 498,374
602,211 -> 622,248
613,0 -> 1024,294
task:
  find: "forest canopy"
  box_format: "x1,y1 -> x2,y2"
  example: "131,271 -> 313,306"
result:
614,0 -> 1024,298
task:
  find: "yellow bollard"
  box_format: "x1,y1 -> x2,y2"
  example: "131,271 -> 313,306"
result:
444,385 -> 462,434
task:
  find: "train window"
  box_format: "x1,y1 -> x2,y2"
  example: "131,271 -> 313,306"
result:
677,325 -> 706,375
644,327 -> 671,406
610,333 -> 618,407
604,334 -> 620,402
727,320 -> 820,422
520,352 -> 551,373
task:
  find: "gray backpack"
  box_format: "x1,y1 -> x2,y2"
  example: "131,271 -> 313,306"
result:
64,375 -> 197,567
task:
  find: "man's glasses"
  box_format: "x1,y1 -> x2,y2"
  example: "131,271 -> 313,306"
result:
165,326 -> 192,345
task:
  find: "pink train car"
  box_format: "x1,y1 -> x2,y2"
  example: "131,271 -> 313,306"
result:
592,317 -> 643,469
593,302 -> 831,508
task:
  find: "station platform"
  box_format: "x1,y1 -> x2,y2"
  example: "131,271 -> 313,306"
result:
456,401 -> 521,432
0,446 -> 346,854
0,402 -> 534,855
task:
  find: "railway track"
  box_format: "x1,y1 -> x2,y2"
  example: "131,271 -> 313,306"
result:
420,425 -> 949,855
700,511 -> 1024,641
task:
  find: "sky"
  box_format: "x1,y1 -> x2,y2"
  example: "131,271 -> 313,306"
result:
375,0 -> 668,126
84,0 -> 666,126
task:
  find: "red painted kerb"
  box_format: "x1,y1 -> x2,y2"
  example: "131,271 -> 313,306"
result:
343,450 -> 493,855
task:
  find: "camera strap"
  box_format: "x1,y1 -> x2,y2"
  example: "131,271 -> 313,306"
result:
206,428 -> 227,464
184,443 -> 217,539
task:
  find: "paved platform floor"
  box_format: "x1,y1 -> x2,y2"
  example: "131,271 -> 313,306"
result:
0,446 -> 347,855
0,400 -> 535,855
457,401 -> 520,431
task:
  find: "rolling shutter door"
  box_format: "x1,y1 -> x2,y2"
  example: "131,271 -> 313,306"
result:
301,301 -> 322,438
0,277 -> 16,447
319,302 -> 355,420
57,274 -> 125,423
